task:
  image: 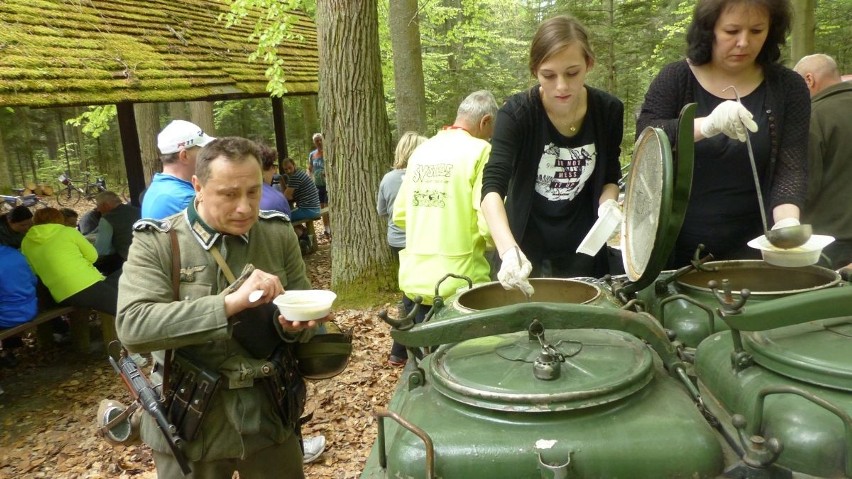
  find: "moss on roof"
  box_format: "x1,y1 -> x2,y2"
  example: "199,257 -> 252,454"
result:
0,0 -> 319,107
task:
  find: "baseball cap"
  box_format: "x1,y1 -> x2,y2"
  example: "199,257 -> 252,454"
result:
157,120 -> 216,155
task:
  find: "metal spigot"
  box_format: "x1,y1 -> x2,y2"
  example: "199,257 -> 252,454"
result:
709,279 -> 750,315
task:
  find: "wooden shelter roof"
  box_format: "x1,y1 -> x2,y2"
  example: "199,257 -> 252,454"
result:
0,0 -> 318,108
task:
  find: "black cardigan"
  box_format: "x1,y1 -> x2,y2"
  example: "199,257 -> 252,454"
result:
481,85 -> 624,244
636,59 -> 810,210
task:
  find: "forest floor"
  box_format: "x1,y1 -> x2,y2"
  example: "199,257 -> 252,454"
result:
0,225 -> 403,479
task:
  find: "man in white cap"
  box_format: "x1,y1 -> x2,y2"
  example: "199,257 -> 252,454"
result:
141,120 -> 215,219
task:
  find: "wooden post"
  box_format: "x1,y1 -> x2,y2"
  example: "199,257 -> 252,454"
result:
272,97 -> 289,163
117,103 -> 145,207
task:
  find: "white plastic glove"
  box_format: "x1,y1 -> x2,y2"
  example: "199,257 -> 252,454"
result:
598,198 -> 620,218
699,100 -> 758,142
771,217 -> 800,230
498,246 -> 535,298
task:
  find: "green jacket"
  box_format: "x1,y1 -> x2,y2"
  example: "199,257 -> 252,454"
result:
116,203 -> 312,462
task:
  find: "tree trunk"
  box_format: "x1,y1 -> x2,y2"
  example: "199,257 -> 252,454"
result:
389,0 -> 427,136
189,101 -> 216,135
134,103 -> 161,188
316,0 -> 398,302
168,102 -> 189,121
790,0 -> 816,65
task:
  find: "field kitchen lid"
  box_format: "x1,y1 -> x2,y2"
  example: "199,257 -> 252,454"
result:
620,103 -> 696,295
428,328 -> 655,412
743,317 -> 852,391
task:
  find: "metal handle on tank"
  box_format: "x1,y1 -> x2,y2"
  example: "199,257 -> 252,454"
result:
658,294 -> 716,335
538,452 -> 573,479
750,385 -> 852,477
374,407 -> 436,478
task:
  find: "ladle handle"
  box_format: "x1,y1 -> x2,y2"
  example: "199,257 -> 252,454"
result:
723,86 -> 769,232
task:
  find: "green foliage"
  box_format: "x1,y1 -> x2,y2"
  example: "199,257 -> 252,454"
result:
222,0 -> 313,97
65,105 -> 117,138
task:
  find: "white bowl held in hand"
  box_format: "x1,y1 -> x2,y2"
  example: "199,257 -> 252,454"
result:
747,234 -> 835,267
273,290 -> 337,322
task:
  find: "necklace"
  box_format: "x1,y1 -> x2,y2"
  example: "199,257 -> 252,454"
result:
542,86 -> 586,134
556,110 -> 581,133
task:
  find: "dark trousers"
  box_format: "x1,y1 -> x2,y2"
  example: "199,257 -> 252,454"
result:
153,433 -> 304,479
60,268 -> 121,316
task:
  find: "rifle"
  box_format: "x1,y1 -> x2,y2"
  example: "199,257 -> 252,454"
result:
109,342 -> 191,476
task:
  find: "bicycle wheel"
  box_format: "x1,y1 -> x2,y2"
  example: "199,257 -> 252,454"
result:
55,185 -> 82,206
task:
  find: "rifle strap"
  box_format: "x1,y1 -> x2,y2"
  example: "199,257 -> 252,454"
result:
161,229 -> 181,402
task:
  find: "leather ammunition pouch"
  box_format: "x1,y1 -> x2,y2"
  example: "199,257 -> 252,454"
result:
164,350 -> 221,442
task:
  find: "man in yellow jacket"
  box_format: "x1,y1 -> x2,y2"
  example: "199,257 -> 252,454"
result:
392,90 -> 497,351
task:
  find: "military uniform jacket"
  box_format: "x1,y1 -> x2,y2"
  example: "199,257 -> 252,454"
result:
116,202 -> 311,462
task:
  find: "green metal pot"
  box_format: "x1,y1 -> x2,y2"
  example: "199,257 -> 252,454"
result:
431,278 -> 622,321
695,287 -> 852,478
362,303 -> 724,479
638,260 -> 841,347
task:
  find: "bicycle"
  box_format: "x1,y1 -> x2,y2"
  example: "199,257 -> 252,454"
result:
1,188 -> 49,214
55,172 -> 125,206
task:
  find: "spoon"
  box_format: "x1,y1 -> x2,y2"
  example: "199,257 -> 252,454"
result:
723,86 -> 812,249
248,289 -> 264,303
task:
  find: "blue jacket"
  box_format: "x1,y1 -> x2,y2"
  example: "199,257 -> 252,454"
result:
0,245 -> 37,327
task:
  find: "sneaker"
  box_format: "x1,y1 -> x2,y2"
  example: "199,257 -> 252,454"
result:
388,355 -> 406,368
302,434 -> 326,464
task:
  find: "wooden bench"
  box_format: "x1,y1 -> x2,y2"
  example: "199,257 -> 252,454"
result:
291,207 -> 330,254
0,306 -> 117,353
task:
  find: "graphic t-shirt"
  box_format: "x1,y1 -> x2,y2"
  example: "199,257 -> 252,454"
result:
527,114 -> 597,258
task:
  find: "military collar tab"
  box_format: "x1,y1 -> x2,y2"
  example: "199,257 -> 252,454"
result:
185,201 -> 249,250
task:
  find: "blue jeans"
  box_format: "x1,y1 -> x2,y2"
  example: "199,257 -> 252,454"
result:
290,207 -> 321,222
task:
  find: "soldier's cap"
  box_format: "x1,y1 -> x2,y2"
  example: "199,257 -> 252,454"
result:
158,120 -> 215,155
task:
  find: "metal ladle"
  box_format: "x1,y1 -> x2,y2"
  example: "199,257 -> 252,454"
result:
722,86 -> 812,249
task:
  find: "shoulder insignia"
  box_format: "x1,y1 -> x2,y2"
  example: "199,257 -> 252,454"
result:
133,218 -> 172,233
258,210 -> 291,222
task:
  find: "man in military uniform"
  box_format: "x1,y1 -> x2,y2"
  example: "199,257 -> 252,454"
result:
117,137 -> 327,478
